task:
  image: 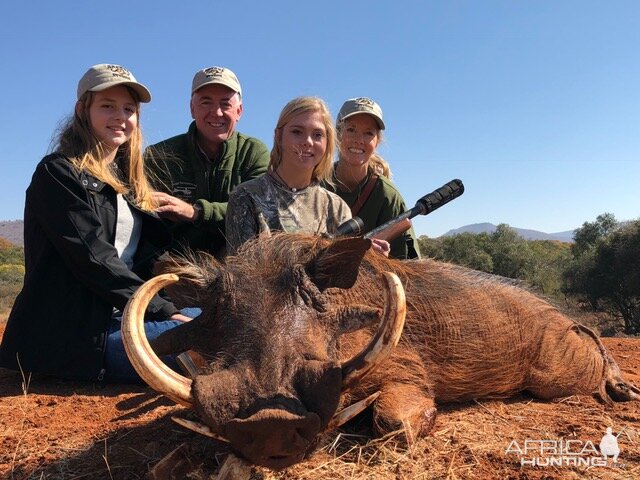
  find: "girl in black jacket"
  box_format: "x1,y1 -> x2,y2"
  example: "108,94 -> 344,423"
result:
0,64 -> 194,382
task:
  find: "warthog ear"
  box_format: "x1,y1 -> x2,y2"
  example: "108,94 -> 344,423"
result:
307,237 -> 371,291
153,251 -> 221,307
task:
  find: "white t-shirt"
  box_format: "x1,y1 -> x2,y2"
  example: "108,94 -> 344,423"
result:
114,194 -> 142,269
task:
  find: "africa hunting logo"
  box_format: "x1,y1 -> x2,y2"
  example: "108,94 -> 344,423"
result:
105,65 -> 132,80
505,428 -> 627,468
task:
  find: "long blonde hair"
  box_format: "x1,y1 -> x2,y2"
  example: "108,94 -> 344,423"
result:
56,87 -> 156,211
269,96 -> 336,184
368,153 -> 392,179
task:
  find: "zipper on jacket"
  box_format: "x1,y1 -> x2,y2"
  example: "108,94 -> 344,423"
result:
97,368 -> 106,382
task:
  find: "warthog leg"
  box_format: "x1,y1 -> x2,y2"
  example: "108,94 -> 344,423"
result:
372,382 -> 437,445
573,324 -> 640,403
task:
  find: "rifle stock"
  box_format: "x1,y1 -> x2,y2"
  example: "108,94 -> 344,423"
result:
368,218 -> 412,242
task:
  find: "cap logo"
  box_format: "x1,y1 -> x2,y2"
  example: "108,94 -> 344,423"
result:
105,65 -> 132,80
203,66 -> 226,78
354,97 -> 375,107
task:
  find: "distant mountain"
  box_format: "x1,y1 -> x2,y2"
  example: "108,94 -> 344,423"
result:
442,223 -> 575,242
0,220 -> 23,246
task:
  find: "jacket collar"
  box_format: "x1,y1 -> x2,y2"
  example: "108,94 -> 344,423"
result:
79,171 -> 107,192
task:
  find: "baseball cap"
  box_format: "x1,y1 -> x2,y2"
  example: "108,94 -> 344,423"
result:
337,97 -> 385,130
77,64 -> 151,103
191,66 -> 242,97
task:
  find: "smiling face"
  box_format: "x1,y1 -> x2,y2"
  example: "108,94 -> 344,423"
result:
338,113 -> 379,168
190,83 -> 243,156
85,85 -> 138,152
277,110 -> 327,181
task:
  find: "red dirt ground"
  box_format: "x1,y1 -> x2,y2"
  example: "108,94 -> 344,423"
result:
1,324 -> 639,480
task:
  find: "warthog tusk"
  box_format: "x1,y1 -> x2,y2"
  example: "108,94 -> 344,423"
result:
171,416 -> 230,443
122,273 -> 193,407
340,271 -> 406,390
325,391 -> 381,431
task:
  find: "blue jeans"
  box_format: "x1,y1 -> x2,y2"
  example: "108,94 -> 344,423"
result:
104,307 -> 202,383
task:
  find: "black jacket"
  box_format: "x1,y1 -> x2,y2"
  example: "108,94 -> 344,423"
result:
0,154 -> 178,379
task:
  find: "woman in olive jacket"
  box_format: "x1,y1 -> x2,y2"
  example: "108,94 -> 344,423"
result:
0,64 -> 191,381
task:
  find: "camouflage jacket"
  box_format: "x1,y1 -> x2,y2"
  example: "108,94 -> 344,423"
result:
226,174 -> 351,255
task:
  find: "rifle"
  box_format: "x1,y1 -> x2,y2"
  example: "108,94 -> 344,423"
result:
335,179 -> 465,241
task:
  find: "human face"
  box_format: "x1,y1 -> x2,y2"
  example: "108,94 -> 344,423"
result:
339,113 -> 379,167
190,84 -> 243,154
86,85 -> 138,152
278,110 -> 327,178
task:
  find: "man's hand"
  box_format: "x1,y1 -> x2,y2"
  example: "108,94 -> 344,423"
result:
152,192 -> 198,222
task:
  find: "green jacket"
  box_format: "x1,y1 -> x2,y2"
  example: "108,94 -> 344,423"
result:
146,122 -> 269,256
324,171 -> 421,260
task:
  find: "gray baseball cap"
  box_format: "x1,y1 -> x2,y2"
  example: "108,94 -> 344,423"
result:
191,66 -> 242,96
337,97 -> 385,130
77,64 -> 151,102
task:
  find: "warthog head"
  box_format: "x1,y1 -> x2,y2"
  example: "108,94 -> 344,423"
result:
122,234 -> 405,469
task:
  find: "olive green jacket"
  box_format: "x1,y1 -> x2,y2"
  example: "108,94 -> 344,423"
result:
324,172 -> 421,260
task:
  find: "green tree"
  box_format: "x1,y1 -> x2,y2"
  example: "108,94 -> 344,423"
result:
417,235 -> 444,259
441,233 -> 494,272
0,240 -> 25,314
0,240 -> 24,266
525,240 -> 572,296
418,234 -> 494,272
571,213 -> 617,257
563,214 -> 640,334
563,213 -> 619,310
420,225 -> 572,296
488,224 -> 533,278
589,222 -> 640,333
0,264 -> 24,312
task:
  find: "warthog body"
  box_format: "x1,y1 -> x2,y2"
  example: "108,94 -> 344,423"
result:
123,233 -> 638,470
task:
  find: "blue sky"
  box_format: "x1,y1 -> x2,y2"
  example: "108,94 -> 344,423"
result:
1,1 -> 638,237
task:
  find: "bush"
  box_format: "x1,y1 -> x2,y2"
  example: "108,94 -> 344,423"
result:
0,263 -> 24,312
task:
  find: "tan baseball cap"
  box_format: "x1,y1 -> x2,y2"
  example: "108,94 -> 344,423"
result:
77,64 -> 151,103
337,97 -> 385,130
191,66 -> 242,96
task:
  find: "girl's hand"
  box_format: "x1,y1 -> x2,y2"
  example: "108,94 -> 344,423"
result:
170,313 -> 192,323
370,238 -> 390,257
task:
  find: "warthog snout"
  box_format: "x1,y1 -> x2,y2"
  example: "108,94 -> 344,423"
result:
225,408 -> 321,470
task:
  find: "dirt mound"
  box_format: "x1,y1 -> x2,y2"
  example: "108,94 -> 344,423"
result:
1,328 -> 638,479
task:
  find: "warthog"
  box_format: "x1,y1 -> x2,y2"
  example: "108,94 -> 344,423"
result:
122,233 -> 639,470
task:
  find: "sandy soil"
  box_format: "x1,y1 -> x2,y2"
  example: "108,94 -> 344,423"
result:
1,325 -> 639,480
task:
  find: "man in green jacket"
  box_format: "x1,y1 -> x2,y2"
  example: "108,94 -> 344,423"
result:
147,66 -> 269,257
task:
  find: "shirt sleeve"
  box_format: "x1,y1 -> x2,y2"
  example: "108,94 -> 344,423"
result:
225,188 -> 259,255
28,158 -> 178,319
